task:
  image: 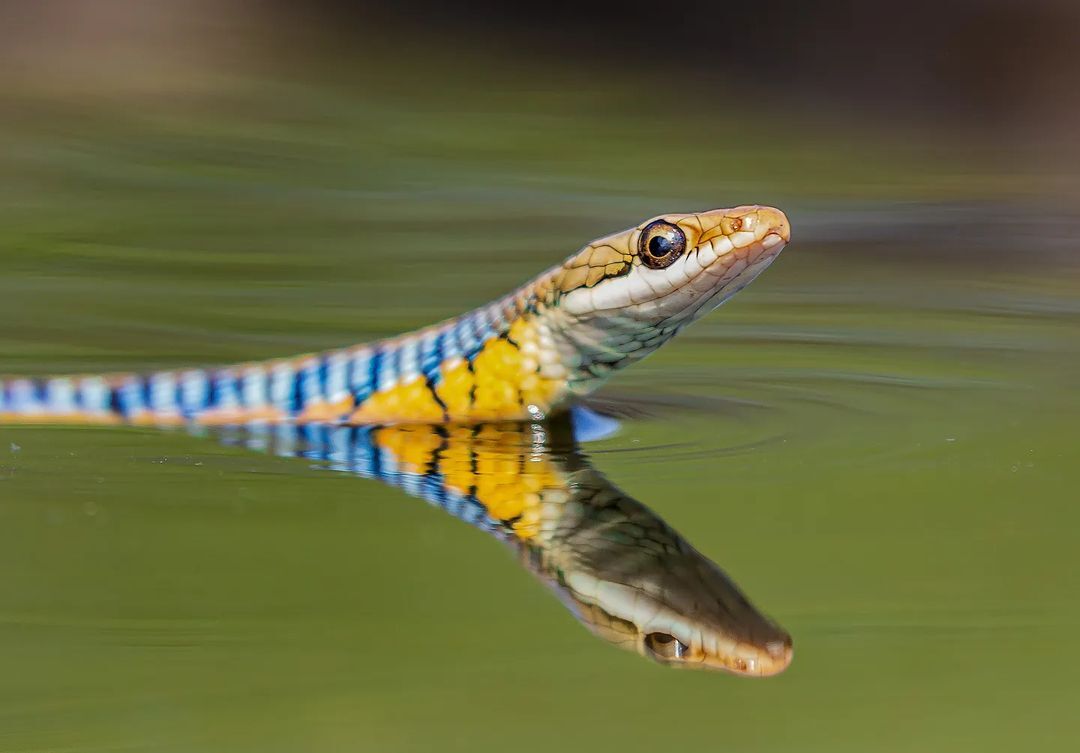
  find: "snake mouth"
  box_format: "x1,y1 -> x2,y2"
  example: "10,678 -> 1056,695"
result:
705,224 -> 788,269
640,627 -> 794,676
763,230 -> 789,250
712,634 -> 794,677
692,207 -> 789,291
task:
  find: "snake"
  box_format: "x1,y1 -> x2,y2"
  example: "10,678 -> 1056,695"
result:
1,205 -> 794,674
214,417 -> 793,675
0,206 -> 791,425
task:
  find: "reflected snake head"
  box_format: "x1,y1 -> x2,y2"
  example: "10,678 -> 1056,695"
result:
631,555 -> 792,676
251,419 -> 794,677
538,469 -> 793,676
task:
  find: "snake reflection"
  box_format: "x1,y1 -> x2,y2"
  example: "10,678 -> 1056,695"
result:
214,415 -> 793,676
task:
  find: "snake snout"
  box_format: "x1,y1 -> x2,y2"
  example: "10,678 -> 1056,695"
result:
752,205 -> 791,245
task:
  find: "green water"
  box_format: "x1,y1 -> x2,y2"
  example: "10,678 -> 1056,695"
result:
2,67 -> 1080,752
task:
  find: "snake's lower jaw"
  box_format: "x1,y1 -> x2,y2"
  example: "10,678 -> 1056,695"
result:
742,233 -> 789,276
763,231 -> 789,253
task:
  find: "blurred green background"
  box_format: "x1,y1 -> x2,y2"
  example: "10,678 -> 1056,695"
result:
1,2 -> 1078,751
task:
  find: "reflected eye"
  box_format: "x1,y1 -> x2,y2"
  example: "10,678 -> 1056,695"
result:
639,221 -> 687,269
644,632 -> 690,660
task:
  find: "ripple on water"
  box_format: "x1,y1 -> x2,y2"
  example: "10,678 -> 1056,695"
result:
586,266 -> 1078,473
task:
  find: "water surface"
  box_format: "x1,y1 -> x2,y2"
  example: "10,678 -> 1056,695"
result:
1,67 -> 1079,752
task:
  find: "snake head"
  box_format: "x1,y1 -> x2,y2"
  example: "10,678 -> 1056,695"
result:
549,206 -> 791,391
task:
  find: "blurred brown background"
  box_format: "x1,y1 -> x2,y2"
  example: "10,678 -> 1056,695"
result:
2,0 -> 1078,135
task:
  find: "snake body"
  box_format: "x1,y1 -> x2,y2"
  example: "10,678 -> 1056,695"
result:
0,206 -> 790,425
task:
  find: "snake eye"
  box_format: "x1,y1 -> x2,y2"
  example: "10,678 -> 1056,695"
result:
644,632 -> 690,660
639,221 -> 687,269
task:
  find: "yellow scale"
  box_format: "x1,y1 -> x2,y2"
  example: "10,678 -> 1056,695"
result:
371,423 -> 565,541
350,317 -> 564,425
